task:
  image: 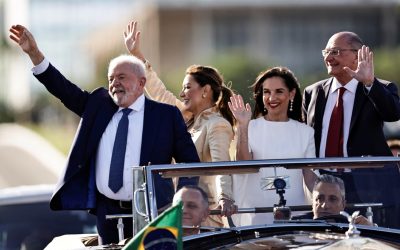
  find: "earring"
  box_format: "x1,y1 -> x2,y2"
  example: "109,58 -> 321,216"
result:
289,99 -> 294,112
263,107 -> 267,112
202,94 -> 206,98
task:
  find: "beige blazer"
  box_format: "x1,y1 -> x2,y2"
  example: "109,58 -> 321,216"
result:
145,67 -> 234,226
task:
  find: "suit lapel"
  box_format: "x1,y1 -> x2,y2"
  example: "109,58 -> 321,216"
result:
312,78 -> 332,156
140,98 -> 157,166
86,98 -> 118,159
314,79 -> 332,128
349,83 -> 367,133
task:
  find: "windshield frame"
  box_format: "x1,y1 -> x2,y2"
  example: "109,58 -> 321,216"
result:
142,156 -> 399,221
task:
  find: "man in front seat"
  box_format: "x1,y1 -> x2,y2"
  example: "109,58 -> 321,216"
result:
173,186 -> 210,236
293,174 -> 374,226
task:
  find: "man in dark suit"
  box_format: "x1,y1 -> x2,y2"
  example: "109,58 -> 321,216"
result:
9,24 -> 200,244
302,31 -> 400,228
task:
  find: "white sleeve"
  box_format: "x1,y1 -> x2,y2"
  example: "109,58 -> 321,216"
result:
31,58 -> 50,75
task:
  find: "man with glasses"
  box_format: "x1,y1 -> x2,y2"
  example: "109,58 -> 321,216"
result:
302,31 -> 400,228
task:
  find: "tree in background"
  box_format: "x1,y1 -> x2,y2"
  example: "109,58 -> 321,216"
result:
212,53 -> 266,106
160,52 -> 266,108
2,45 -> 399,155
374,47 -> 400,90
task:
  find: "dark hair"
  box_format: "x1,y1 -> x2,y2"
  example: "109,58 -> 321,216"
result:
186,65 -> 235,126
313,174 -> 346,200
178,185 -> 209,206
250,66 -> 302,121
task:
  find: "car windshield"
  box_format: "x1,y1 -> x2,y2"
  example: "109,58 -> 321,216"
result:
133,157 -> 400,250
139,157 -> 400,232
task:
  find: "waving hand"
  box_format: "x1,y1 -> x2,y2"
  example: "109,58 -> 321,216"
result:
344,45 -> 375,86
228,94 -> 252,126
9,24 -> 44,65
124,21 -> 145,62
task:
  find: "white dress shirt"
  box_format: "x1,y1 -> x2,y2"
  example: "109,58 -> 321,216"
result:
96,95 -> 144,201
31,58 -> 50,74
32,58 -> 145,201
319,78 -> 358,158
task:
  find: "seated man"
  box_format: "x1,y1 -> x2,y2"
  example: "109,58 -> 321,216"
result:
173,186 -> 210,236
292,174 -> 374,226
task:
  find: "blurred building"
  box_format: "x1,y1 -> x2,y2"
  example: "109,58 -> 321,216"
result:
1,0 -> 400,113
0,0 -> 141,187
136,0 -> 400,78
1,0 -> 399,189
1,0 -> 140,113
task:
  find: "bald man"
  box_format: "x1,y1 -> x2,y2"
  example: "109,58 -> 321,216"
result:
173,186 -> 210,236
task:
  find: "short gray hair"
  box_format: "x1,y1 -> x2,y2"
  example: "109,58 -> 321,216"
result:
333,31 -> 363,50
313,174 -> 346,200
108,54 -> 145,78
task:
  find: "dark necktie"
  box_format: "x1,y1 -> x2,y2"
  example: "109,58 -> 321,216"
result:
109,108 -> 132,193
325,87 -> 346,157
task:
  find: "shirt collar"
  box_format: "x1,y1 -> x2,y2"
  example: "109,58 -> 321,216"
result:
118,94 -> 145,113
331,78 -> 358,94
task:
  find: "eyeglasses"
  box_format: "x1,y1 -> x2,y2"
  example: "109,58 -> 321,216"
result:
321,48 -> 358,57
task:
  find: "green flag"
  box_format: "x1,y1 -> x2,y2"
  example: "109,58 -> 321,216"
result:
122,201 -> 183,250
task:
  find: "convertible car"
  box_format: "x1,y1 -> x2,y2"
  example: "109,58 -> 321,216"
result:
46,157 -> 400,249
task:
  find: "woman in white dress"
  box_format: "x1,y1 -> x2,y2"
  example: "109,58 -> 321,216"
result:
228,67 -> 317,226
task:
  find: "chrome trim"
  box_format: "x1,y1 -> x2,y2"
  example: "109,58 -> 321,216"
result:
134,187 -> 147,217
144,156 -> 399,220
144,164 -> 158,221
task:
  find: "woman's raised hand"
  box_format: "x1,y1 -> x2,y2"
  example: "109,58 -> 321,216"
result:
124,21 -> 145,62
228,94 -> 252,126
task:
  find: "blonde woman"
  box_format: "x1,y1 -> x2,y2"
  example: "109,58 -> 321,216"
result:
124,21 -> 237,227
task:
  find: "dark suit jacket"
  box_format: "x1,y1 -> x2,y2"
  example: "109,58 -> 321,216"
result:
34,63 -> 200,211
302,77 -> 400,204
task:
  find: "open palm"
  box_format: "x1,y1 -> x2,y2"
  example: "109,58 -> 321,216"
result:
228,94 -> 252,125
123,21 -> 144,61
344,45 -> 374,85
